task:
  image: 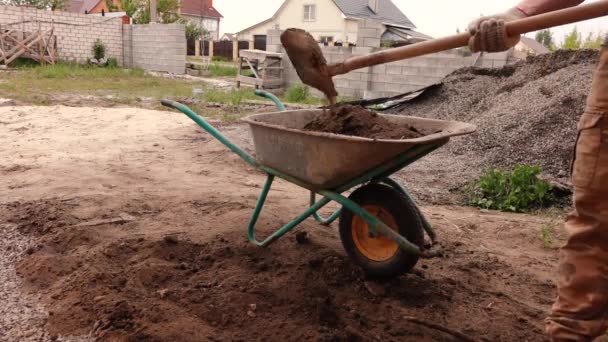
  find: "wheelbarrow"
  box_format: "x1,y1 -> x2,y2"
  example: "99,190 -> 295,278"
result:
161,91 -> 476,277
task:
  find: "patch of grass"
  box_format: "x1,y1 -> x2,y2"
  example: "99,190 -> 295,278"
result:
467,165 -> 554,212
285,83 -> 311,103
539,224 -> 555,248
0,63 -> 195,105
208,63 -> 238,77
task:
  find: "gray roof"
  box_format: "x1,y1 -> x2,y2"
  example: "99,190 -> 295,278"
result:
519,36 -> 550,54
332,0 -> 415,28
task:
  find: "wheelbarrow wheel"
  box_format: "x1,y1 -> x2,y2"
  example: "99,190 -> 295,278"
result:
339,183 -> 424,278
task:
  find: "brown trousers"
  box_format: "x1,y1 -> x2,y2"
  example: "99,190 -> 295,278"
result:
546,46 -> 608,341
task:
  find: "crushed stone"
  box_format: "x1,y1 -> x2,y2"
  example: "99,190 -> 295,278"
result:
392,49 -> 598,203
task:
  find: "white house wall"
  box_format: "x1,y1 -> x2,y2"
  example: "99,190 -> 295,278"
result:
238,0 -> 358,44
182,14 -> 220,40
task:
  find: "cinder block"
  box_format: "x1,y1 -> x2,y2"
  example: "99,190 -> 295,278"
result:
362,38 -> 380,48
386,65 -> 402,75
358,28 -> 380,39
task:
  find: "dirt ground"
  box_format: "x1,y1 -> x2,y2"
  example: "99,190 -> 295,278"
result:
1,105 -> 565,341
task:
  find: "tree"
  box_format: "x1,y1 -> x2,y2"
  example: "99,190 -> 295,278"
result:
535,29 -> 556,51
120,0 -> 180,24
181,19 -> 208,41
105,0 -> 120,12
3,0 -> 65,10
561,26 -> 582,49
582,31 -> 604,49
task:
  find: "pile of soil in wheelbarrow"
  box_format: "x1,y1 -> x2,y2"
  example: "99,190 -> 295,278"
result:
304,105 -> 423,139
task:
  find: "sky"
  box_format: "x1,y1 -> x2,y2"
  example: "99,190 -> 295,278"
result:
214,0 -> 608,43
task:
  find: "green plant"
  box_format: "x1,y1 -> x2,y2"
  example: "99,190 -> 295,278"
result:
468,165 -> 553,212
182,20 -> 207,41
92,39 -> 106,60
562,26 -> 582,50
535,29 -> 557,51
539,224 -> 555,248
106,58 -> 119,68
285,83 -> 310,103
208,63 -> 238,77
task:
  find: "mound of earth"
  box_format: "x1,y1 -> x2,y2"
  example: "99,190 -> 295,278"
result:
305,105 -> 423,139
392,49 -> 598,202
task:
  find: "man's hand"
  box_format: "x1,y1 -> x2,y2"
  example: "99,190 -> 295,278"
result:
467,8 -> 527,53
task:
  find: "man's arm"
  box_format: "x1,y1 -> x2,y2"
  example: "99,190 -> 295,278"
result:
468,0 -> 585,53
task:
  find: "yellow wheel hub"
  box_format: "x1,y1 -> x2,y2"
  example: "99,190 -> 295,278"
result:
351,204 -> 399,262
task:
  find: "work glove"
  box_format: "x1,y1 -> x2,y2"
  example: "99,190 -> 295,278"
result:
467,8 -> 527,53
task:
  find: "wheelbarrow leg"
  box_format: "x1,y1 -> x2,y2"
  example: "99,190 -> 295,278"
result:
247,175 -> 334,247
380,177 -> 437,244
309,191 -> 341,226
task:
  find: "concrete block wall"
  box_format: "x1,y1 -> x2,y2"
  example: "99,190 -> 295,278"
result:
272,25 -> 509,99
0,5 -> 123,64
122,23 -> 186,74
356,19 -> 383,48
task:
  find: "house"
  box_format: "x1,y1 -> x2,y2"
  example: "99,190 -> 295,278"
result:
66,0 -> 223,39
236,0 -> 428,49
67,0 -> 129,23
512,36 -> 550,59
179,0 -> 223,40
220,33 -> 234,41
68,0 -> 121,14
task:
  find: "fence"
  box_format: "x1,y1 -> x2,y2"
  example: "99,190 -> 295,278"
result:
123,23 -> 186,74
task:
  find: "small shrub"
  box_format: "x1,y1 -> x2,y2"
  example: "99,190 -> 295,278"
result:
285,83 -> 310,103
106,58 -> 119,68
468,165 -> 553,212
92,39 -> 106,60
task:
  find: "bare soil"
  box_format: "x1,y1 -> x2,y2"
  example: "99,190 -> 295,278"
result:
1,105 -> 564,341
305,105 -> 423,139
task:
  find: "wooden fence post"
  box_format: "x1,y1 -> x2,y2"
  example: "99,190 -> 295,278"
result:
232,39 -> 238,61
209,40 -> 214,61
195,39 -> 201,57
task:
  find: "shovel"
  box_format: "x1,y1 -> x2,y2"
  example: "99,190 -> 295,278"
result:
281,0 -> 608,103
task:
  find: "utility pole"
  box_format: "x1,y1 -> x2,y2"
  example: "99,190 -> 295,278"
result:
150,0 -> 158,23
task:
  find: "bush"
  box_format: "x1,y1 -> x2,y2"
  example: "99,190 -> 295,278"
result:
106,58 -> 119,68
468,165 -> 553,212
285,83 -> 310,103
92,39 -> 106,60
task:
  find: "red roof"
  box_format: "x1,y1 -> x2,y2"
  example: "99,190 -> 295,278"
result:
180,0 -> 223,18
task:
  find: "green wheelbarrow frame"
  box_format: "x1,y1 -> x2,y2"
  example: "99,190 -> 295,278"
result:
161,90 -> 439,259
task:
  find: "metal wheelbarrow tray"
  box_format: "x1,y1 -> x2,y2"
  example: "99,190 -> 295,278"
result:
162,91 -> 476,278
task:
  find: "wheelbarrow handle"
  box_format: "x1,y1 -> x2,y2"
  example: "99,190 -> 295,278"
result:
161,98 -> 258,167
161,99 -> 179,109
255,90 -> 286,111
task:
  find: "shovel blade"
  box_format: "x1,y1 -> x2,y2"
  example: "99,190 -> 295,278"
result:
280,28 -> 337,102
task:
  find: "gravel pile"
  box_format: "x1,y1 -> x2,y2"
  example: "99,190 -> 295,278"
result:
393,49 -> 599,196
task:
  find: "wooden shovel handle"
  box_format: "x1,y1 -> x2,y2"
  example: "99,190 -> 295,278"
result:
329,0 -> 608,76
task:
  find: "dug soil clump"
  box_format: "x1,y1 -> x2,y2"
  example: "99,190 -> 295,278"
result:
304,105 -> 423,139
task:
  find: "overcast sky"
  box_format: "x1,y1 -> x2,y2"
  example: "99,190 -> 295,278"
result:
215,0 -> 607,43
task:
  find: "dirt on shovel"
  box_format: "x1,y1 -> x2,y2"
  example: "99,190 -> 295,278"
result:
304,105 -> 424,140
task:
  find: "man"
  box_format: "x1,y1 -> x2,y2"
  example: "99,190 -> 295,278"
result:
467,1 -> 608,341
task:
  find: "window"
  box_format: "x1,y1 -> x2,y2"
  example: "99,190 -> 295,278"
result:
304,4 -> 316,21
319,36 -> 333,45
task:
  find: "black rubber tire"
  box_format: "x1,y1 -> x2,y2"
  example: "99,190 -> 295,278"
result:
339,183 -> 425,278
